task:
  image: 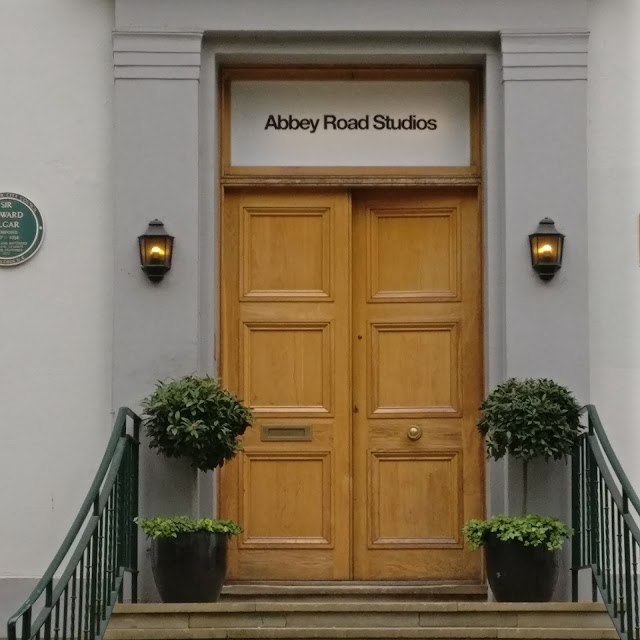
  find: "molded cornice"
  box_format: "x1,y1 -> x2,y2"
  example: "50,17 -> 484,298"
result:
500,31 -> 588,81
113,32 -> 204,80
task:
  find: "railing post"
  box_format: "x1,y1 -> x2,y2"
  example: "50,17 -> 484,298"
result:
131,415 -> 140,603
44,581 -> 53,640
89,500 -> 99,640
116,466 -> 125,603
572,439 -> 581,601
21,609 -> 31,640
623,491 -> 634,638
587,413 -> 600,603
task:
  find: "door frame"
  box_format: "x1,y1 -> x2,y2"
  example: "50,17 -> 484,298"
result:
217,68 -> 485,580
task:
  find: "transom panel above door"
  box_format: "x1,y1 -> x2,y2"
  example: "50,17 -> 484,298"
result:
220,188 -> 484,581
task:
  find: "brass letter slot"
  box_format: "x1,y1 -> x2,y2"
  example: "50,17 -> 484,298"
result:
261,425 -> 312,442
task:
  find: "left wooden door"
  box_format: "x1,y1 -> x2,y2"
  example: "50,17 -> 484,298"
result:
220,189 -> 352,580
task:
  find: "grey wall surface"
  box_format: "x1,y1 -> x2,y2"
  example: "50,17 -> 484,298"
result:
113,0 -> 590,601
1,579 -> 38,640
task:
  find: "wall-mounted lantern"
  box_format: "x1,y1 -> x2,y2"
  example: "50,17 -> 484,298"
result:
529,218 -> 564,282
138,219 -> 174,283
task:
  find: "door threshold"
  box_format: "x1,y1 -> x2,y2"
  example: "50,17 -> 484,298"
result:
225,580 -> 483,586
221,581 -> 487,601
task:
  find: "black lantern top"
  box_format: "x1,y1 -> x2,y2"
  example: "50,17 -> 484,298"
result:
138,219 -> 174,283
528,217 -> 564,281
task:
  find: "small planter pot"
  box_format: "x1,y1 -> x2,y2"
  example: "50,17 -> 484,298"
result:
150,531 -> 228,603
485,533 -> 559,602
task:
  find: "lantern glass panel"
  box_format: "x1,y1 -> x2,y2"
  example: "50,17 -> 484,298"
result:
140,236 -> 173,268
531,234 -> 562,265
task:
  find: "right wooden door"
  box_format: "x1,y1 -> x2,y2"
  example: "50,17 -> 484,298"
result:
351,189 -> 484,580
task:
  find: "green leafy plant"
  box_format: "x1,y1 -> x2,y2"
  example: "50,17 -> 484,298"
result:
478,377 -> 581,463
141,374 -> 253,472
135,516 -> 243,538
463,515 -> 572,551
463,378 -> 581,552
478,377 -> 581,512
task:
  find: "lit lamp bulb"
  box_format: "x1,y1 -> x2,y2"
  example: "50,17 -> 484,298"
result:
149,245 -> 165,264
538,244 -> 553,261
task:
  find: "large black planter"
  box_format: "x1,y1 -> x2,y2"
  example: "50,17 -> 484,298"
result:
485,533 -> 559,602
150,531 -> 228,603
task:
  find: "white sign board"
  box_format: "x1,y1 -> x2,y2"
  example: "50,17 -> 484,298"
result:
230,80 -> 471,167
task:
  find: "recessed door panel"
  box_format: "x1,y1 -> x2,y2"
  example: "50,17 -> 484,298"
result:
370,450 -> 462,545
241,206 -> 332,300
371,322 -> 460,415
242,322 -> 332,414
240,451 -> 333,545
369,208 -> 460,300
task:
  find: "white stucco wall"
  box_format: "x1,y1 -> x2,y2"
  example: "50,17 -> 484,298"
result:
0,0 -> 114,614
588,0 -> 640,492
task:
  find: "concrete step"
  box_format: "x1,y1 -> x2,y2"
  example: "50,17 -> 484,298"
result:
106,603 -> 615,640
104,626 -> 618,640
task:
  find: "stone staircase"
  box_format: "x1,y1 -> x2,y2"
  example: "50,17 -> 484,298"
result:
106,587 -> 616,640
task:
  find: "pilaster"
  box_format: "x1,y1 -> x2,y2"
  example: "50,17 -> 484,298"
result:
113,30 -> 204,602
500,30 -> 589,600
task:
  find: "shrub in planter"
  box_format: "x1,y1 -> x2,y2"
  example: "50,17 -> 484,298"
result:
137,375 -> 253,602
142,374 -> 253,471
135,516 -> 242,603
464,377 -> 581,601
463,515 -> 572,601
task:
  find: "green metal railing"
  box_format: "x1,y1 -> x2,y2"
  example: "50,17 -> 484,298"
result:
572,404 -> 640,640
7,408 -> 140,640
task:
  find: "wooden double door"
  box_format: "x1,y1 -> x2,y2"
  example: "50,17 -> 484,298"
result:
220,188 -> 484,581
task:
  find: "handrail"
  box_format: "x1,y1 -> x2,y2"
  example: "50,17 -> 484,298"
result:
7,407 -> 141,640
572,404 -> 640,640
585,406 -> 640,514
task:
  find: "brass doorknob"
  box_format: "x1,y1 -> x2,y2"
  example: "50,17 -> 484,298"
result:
407,425 -> 422,441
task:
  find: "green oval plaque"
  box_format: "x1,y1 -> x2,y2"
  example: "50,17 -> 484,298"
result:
0,193 -> 45,267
